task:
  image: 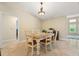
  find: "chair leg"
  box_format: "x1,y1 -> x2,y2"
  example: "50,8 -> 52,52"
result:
50,43 -> 52,50
27,46 -> 31,56
45,44 -> 47,53
37,40 -> 40,56
31,47 -> 34,56
27,46 -> 28,55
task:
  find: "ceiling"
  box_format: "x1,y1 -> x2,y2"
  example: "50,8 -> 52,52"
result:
1,2 -> 79,20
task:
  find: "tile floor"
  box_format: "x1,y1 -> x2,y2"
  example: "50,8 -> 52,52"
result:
1,39 -> 79,56
27,39 -> 79,56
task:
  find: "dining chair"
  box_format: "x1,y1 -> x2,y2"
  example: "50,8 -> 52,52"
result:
52,31 -> 57,43
26,33 -> 37,56
40,33 -> 52,53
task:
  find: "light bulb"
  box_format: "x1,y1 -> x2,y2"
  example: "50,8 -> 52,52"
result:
38,11 -> 45,16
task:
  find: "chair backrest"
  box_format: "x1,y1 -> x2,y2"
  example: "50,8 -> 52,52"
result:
45,33 -> 52,43
24,31 -> 33,42
54,31 -> 58,40
26,35 -> 33,42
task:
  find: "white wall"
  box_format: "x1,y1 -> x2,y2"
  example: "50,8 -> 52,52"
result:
0,3 -> 8,42
42,17 -> 68,40
0,12 -> 3,42
19,13 -> 41,40
0,3 -> 41,45
77,18 -> 79,34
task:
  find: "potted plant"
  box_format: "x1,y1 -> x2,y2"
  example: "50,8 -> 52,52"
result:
42,29 -> 47,33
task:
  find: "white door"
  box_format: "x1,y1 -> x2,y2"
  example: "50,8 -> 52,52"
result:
3,15 -> 17,41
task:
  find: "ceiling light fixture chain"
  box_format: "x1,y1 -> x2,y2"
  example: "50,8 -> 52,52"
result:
38,2 -> 45,16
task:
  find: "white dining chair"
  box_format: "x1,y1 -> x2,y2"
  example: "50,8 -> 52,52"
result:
40,33 -> 52,53
26,35 -> 37,56
52,31 -> 57,43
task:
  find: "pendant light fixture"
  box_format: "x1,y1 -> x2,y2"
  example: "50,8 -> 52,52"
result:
38,2 -> 45,16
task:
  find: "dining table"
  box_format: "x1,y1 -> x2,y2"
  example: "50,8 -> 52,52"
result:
31,32 -> 54,55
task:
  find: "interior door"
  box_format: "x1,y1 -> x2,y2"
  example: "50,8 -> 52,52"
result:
3,15 -> 17,41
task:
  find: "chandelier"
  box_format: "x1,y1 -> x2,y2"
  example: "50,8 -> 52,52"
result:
38,2 -> 45,16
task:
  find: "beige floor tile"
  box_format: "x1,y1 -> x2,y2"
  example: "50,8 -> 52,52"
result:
1,39 -> 79,56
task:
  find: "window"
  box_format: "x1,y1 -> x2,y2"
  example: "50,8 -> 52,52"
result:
69,19 -> 76,23
69,24 -> 77,33
68,19 -> 77,34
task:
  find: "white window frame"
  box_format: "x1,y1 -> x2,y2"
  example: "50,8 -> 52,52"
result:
68,18 -> 78,34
